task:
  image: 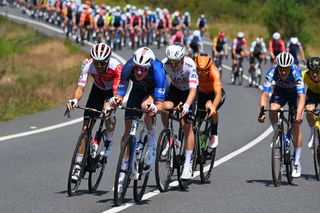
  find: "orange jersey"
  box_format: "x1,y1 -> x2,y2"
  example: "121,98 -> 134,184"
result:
198,64 -> 222,94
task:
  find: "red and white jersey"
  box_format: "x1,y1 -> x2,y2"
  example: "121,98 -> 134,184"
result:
162,56 -> 198,91
78,57 -> 122,92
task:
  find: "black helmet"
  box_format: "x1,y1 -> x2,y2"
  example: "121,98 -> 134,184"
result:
306,57 -> 320,71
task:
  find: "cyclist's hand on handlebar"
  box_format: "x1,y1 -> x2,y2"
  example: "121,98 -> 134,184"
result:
67,98 -> 78,111
108,96 -> 121,108
103,106 -> 112,117
146,103 -> 158,115
206,106 -> 216,118
181,103 -> 190,117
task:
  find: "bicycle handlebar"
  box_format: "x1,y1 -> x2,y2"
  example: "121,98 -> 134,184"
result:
64,106 -> 104,118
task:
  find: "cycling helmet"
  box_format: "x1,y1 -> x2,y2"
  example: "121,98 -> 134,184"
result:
195,53 -> 213,71
133,47 -> 155,68
255,37 -> 263,44
218,32 -> 225,38
237,32 -> 244,38
273,32 -> 281,40
276,52 -> 294,67
166,44 -> 186,61
306,57 -> 320,71
290,37 -> 299,45
184,11 -> 190,16
193,30 -> 201,37
90,43 -> 111,62
176,31 -> 183,38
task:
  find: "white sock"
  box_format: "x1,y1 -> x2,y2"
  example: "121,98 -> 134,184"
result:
184,150 -> 193,168
75,154 -> 83,163
147,129 -> 155,146
106,131 -> 114,141
294,147 -> 302,165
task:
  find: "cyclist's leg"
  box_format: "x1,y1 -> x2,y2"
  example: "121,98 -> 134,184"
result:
161,83 -> 179,128
305,89 -> 318,148
269,88 -> 285,130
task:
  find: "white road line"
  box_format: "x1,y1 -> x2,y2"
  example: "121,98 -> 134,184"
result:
102,126 -> 273,213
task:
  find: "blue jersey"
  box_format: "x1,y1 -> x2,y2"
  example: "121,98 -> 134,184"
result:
116,58 -> 166,101
263,64 -> 304,94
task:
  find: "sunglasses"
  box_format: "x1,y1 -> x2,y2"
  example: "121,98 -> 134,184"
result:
93,60 -> 109,67
168,59 -> 182,65
134,66 -> 149,73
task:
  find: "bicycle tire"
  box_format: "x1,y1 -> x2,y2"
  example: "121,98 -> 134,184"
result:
67,132 -> 89,196
177,130 -> 188,190
191,127 -> 199,178
114,137 -> 132,206
285,140 -> 294,185
88,133 -> 108,193
239,67 -> 243,85
271,129 -> 282,187
313,128 -> 320,181
199,132 -> 216,183
133,134 -> 150,203
155,129 -> 174,192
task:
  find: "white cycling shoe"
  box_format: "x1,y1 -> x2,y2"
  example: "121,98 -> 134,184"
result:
144,144 -> 156,166
180,165 -> 192,180
291,164 -> 301,178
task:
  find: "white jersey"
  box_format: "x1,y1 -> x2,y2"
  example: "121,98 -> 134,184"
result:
162,56 -> 198,91
78,57 -> 122,92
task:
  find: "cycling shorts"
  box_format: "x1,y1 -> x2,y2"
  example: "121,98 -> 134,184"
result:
84,83 -> 113,119
269,87 -> 298,109
197,88 -> 225,111
165,84 -> 197,121
306,89 -> 320,107
125,84 -> 155,120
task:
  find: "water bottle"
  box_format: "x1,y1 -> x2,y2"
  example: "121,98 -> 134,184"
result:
200,134 -> 207,150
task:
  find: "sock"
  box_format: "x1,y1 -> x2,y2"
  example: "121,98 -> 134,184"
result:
147,129 -> 155,146
75,154 -> 83,163
106,131 -> 114,142
184,150 -> 193,168
294,147 -> 302,165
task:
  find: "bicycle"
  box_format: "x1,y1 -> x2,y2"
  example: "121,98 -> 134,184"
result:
248,59 -> 262,87
231,54 -> 244,85
193,109 -> 217,183
65,106 -> 111,196
155,107 -> 191,192
305,109 -> 320,181
113,106 -> 152,206
261,107 -> 295,186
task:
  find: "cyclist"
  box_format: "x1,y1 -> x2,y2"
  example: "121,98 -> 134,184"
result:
107,47 -> 166,192
170,30 -> 184,45
248,37 -> 267,86
66,43 -> 122,182
258,52 -> 305,178
212,32 -> 228,71
269,32 -> 285,63
194,53 -> 225,152
197,14 -> 207,40
161,44 -> 198,180
231,32 -> 248,82
287,37 -> 306,66
302,57 -> 320,149
187,30 -> 203,58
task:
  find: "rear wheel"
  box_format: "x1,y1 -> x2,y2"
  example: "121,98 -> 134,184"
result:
177,131 -> 188,190
313,128 -> 320,181
155,129 -> 174,192
238,67 -> 243,85
285,142 -> 294,185
114,137 -> 132,206
133,135 -> 150,202
67,132 -> 89,196
271,129 -> 282,187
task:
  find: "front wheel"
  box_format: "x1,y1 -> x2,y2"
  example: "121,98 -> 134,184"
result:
114,137 -> 133,206
313,128 -> 320,181
133,134 -> 150,202
199,132 -> 216,183
271,129 -> 282,187
67,132 -> 89,196
155,129 -> 174,192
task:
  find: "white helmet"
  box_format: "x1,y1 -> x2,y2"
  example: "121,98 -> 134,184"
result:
90,43 -> 112,61
276,52 -> 294,67
290,37 -> 299,45
133,47 -> 155,68
193,30 -> 201,37
237,32 -> 244,38
166,44 -> 186,61
273,32 -> 281,40
255,37 -> 263,44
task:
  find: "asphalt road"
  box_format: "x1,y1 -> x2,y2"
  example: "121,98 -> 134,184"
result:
0,5 -> 319,213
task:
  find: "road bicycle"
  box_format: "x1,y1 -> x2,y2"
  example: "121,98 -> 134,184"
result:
248,59 -> 262,87
65,106 -> 111,196
231,54 -> 244,85
305,109 -> 320,181
261,107 -> 295,186
113,106 -> 152,206
193,109 -> 217,183
155,107 -> 190,192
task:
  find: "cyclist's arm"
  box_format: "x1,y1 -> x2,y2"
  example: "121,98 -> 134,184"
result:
152,59 -> 167,113
73,85 -> 85,101
112,63 -> 123,96
211,66 -> 222,109
186,68 -> 199,107
295,71 -> 305,121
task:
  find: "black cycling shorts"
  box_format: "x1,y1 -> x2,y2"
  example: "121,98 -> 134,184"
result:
306,89 -> 320,107
197,88 -> 225,118
165,84 -> 197,121
269,87 -> 298,109
84,83 -> 113,119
